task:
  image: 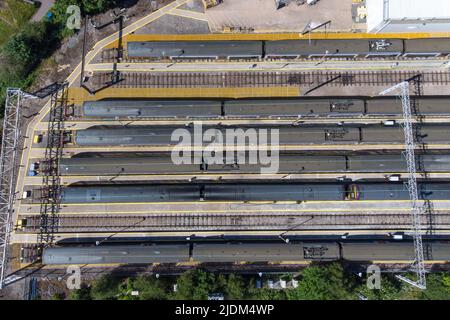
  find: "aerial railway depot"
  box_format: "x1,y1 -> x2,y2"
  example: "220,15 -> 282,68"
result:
4,0 -> 450,292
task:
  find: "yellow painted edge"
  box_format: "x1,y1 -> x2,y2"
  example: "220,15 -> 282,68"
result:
106,32 -> 450,48
67,87 -> 300,103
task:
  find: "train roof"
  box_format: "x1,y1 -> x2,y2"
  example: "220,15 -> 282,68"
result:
73,124 -> 406,147
61,185 -> 201,203
426,242 -> 450,260
405,39 -> 450,54
59,156 -> 200,175
192,243 -> 340,262
42,245 -> 190,265
357,183 -> 450,201
42,242 -> 450,265
224,99 -> 365,116
83,100 -> 222,118
203,184 -> 344,201
127,41 -> 263,58
265,39 -> 404,56
80,98 -> 450,119
341,242 -> 415,261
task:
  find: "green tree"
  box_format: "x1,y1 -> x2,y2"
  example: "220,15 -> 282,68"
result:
51,292 -> 65,300
224,274 -> 246,300
69,284 -> 92,300
117,278 -> 137,300
116,276 -> 168,300
0,0 -> 37,46
171,269 -> 222,300
90,274 -> 121,300
2,21 -> 54,73
443,274 -> 450,289
358,274 -> 404,300
134,276 -> 168,300
286,262 -> 356,300
249,288 -> 288,300
82,0 -> 117,15
420,273 -> 450,300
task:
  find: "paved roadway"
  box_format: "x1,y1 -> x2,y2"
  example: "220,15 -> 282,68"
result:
87,59 -> 450,73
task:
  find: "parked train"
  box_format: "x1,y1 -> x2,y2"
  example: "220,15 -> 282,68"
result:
52,182 -> 450,204
66,124 -> 450,147
81,97 -> 450,119
42,241 -> 450,265
29,154 -> 450,176
126,39 -> 450,60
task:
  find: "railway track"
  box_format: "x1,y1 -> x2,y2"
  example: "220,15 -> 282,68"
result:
20,212 -> 450,233
91,71 -> 450,89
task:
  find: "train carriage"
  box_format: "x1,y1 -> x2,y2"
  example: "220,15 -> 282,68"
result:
347,155 -> 406,172
224,99 -> 365,117
73,125 -> 366,147
192,243 -> 340,262
127,41 -> 263,60
404,39 -> 450,57
125,39 -> 450,60
83,100 -> 222,118
53,154 -> 450,176
254,39 -> 403,59
43,245 -> 190,265
59,156 -> 201,175
78,98 -> 450,120
425,242 -> 450,260
202,184 -> 345,201
341,242 -> 415,261
60,185 -> 201,203
42,242 -> 450,265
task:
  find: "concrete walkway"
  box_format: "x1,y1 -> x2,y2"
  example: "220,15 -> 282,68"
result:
86,59 -> 450,73
31,0 -> 55,22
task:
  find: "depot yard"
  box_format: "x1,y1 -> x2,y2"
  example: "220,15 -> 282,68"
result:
3,0 -> 450,294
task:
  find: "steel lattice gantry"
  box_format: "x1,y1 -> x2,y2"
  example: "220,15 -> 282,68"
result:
38,83 -> 68,246
380,81 -> 427,290
0,89 -> 25,289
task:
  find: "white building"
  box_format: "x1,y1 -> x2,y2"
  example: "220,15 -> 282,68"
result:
367,0 -> 450,33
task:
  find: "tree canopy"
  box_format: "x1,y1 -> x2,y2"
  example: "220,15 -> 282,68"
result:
67,265 -> 450,301
0,0 -> 117,110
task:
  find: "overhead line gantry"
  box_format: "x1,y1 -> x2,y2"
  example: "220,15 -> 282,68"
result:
380,80 -> 426,289
0,89 -> 37,289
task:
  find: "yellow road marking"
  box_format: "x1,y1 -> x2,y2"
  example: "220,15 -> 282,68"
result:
168,9 -> 209,22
